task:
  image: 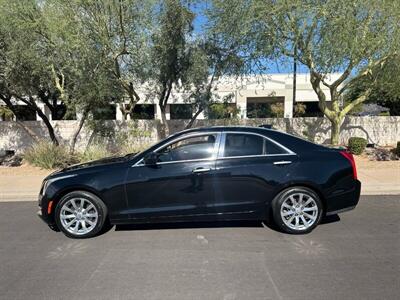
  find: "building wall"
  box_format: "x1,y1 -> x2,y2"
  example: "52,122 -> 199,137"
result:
0,73 -> 338,121
1,116 -> 399,153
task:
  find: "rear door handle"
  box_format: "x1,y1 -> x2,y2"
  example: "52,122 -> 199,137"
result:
192,167 -> 211,174
273,161 -> 292,165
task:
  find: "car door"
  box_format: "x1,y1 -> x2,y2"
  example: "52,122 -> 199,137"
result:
124,132 -> 221,221
207,132 -> 297,219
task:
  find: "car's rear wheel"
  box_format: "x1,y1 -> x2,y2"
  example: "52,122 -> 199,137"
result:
272,187 -> 323,234
55,191 -> 107,239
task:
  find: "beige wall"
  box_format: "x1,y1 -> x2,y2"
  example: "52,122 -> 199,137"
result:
1,116 -> 399,153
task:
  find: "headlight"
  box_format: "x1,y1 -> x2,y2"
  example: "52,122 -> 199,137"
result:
40,180 -> 51,196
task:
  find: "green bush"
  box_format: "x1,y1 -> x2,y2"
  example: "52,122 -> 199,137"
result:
79,144 -> 111,163
348,137 -> 368,155
24,141 -> 71,169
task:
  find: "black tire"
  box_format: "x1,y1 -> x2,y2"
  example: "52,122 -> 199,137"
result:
271,187 -> 323,234
55,191 -> 108,239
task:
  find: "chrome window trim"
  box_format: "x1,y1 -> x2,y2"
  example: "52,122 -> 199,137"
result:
218,153 -> 296,160
133,131 -> 222,167
217,131 -> 296,159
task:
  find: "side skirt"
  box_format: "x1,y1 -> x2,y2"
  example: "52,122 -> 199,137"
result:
110,210 -> 262,225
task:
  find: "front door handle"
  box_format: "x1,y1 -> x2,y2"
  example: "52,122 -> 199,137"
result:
273,160 -> 292,165
192,167 -> 211,174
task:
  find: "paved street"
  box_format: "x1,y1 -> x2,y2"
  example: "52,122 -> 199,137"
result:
0,196 -> 399,300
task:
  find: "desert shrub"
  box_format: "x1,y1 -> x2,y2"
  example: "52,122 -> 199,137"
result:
0,106 -> 14,120
115,120 -> 153,155
270,102 -> 284,117
79,144 -> 111,163
348,137 -> 368,155
293,103 -> 306,117
118,142 -> 151,156
24,141 -> 71,169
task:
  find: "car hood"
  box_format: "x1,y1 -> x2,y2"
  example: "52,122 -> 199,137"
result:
47,154 -> 138,178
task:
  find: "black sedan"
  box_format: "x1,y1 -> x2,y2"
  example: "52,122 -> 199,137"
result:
38,126 -> 361,238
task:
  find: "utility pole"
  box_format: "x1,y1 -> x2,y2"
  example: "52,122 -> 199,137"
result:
292,44 -> 297,116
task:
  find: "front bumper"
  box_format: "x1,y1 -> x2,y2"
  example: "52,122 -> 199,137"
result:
37,194 -> 55,226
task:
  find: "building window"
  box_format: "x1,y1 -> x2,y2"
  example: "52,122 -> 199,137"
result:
13,105 -> 37,121
206,103 -> 238,119
247,97 -> 285,118
93,104 -> 116,120
130,104 -> 155,119
52,104 -> 68,120
170,104 -> 193,119
294,102 -> 324,117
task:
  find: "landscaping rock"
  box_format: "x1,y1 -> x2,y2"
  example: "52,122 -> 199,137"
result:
365,147 -> 399,161
0,150 -> 22,167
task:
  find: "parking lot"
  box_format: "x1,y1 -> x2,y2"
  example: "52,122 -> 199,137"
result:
0,195 -> 398,300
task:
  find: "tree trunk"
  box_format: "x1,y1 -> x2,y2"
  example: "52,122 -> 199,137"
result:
330,117 -> 342,146
1,94 -> 58,145
35,106 -> 59,146
159,105 -> 169,139
292,45 -> 297,115
185,108 -> 203,129
70,109 -> 89,154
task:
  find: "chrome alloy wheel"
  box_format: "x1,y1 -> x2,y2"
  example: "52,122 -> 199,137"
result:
280,193 -> 318,231
60,198 -> 98,235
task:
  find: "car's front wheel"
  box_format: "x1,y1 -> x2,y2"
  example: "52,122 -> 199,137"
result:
272,187 -> 323,234
55,191 -> 107,239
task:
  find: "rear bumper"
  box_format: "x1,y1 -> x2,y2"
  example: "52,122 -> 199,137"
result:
325,180 -> 361,215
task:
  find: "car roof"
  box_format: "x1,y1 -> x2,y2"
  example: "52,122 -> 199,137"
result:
175,126 -> 271,135
172,126 -> 326,153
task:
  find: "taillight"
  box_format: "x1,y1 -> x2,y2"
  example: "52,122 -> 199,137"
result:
340,151 -> 357,180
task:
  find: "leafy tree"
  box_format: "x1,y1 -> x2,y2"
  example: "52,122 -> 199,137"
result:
210,0 -> 400,144
0,0 -> 151,151
45,0 -> 126,153
149,0 -> 195,137
55,0 -> 155,121
0,0 -> 62,144
346,54 -> 400,116
183,37 -> 245,128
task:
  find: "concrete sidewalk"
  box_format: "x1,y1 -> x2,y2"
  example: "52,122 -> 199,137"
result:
0,157 -> 399,202
0,164 -> 52,201
355,157 -> 400,195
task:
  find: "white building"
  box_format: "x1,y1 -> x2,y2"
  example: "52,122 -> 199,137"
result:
0,73 -> 340,121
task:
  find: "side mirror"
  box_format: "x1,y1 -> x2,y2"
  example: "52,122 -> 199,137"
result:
143,152 -> 158,165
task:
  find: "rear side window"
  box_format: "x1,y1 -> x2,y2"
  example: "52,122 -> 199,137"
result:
223,134 -> 264,157
222,133 -> 289,157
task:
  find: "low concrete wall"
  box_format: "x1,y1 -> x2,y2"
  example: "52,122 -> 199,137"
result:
0,116 -> 399,152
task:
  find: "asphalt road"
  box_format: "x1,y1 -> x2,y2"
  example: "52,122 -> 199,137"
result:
0,196 -> 399,300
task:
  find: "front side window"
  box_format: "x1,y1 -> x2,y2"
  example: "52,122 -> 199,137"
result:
157,134 -> 217,162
